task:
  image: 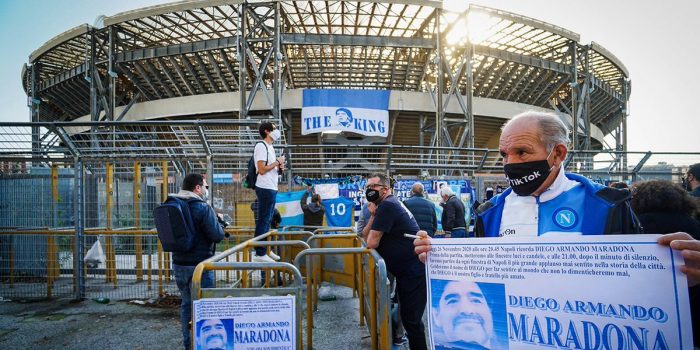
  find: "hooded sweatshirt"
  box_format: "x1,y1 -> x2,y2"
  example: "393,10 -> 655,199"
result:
300,191 -> 325,226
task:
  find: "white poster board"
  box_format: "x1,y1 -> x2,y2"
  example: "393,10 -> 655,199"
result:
313,183 -> 339,200
193,296 -> 296,350
426,235 -> 692,349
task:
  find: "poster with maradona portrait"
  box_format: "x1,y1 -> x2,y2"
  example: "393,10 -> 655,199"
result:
426,235 -> 692,350
192,296 -> 295,350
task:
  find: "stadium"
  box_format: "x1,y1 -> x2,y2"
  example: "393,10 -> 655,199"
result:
2,1 -> 698,349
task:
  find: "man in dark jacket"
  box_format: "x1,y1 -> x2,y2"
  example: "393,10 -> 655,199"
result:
403,182 -> 437,237
300,188 -> 325,227
685,163 -> 700,198
171,173 -> 226,350
439,185 -> 467,238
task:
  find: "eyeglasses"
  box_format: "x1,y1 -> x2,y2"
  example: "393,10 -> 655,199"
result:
365,184 -> 386,190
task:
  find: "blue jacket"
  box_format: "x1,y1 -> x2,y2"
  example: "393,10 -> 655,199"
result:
403,195 -> 438,236
171,191 -> 225,266
475,173 -> 641,237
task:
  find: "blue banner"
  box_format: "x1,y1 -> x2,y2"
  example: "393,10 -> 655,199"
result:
322,197 -> 355,228
301,89 -> 390,136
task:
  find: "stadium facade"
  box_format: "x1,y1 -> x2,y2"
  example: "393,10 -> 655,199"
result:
21,0 -> 630,175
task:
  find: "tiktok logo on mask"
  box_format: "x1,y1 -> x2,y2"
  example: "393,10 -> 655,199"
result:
506,171 -> 541,186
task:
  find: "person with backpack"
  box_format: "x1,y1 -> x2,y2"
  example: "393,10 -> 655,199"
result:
252,122 -> 286,263
168,173 -> 226,350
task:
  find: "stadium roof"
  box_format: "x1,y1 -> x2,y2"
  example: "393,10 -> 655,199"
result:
23,0 -> 629,137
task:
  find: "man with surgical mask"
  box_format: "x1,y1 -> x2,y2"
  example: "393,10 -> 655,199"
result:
415,112 -> 700,347
476,111 -> 641,237
252,122 -> 286,263
170,174 -> 226,350
361,172 -> 428,350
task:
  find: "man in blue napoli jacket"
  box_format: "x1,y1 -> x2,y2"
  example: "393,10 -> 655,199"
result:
414,111 -> 700,345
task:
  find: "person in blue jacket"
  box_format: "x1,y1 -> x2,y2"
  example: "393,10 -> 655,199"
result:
171,173 -> 226,350
414,111 -> 700,345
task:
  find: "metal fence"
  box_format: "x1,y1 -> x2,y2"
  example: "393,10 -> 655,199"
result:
1,120 -> 699,300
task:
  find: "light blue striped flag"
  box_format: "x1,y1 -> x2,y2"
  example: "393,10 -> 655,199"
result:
275,191 -> 306,226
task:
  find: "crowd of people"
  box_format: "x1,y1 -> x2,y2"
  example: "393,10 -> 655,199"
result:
165,114 -> 700,349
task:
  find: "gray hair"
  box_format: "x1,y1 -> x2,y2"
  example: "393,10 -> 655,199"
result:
507,111 -> 570,152
411,182 -> 424,195
439,185 -> 454,197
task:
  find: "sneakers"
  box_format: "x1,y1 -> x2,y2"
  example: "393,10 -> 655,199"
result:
392,334 -> 408,346
252,254 -> 275,263
267,251 -> 280,261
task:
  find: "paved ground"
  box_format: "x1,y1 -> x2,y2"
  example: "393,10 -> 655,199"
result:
0,284 -> 413,350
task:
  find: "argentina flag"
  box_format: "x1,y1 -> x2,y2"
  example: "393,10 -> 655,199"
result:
275,191 -> 305,226
301,89 -> 390,137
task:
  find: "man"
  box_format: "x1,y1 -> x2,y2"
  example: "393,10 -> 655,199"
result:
253,122 -> 286,263
196,318 -> 231,350
432,280 -> 495,350
171,174 -> 226,350
440,186 -> 467,238
684,163 -> 700,198
362,172 -> 427,350
300,187 -> 325,227
404,182 -> 438,237
414,112 -> 700,343
336,107 -> 354,128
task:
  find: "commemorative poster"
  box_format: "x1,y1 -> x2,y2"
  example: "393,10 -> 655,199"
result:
192,296 -> 295,350
426,235 -> 692,349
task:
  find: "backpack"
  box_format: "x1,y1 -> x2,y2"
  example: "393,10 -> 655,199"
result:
153,196 -> 200,252
243,141 -> 269,189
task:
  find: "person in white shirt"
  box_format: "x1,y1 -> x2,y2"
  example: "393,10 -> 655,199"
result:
252,122 -> 286,263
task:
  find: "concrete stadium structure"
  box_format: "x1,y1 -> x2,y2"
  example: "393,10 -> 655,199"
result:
21,0 -> 631,174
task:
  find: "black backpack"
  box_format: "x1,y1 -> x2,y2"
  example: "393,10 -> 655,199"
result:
153,196 -> 201,252
243,141 -> 269,189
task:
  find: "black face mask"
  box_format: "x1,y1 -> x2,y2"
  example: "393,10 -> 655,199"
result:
503,151 -> 555,196
365,188 -> 381,203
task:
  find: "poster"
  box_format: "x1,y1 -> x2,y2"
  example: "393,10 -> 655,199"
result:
426,235 -> 692,349
193,296 -> 296,350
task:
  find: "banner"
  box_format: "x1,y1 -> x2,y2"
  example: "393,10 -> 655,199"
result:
275,191 -> 305,226
301,89 -> 390,136
394,179 -> 473,231
193,296 -> 296,350
426,234 -> 692,349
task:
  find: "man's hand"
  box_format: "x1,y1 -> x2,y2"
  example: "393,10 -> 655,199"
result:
368,202 -> 377,216
414,230 -> 432,263
658,232 -> 700,287
276,155 -> 286,165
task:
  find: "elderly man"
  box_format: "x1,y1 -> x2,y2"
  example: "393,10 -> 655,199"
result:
404,182 -> 438,237
415,111 -> 700,344
439,186 -> 467,238
432,280 -> 496,350
362,172 -> 427,350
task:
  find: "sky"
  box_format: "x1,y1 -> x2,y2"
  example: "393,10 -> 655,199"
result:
0,0 -> 697,153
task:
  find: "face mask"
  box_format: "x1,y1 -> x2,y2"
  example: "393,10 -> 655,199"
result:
365,188 -> 381,203
503,149 -> 555,196
200,187 -> 209,201
270,129 -> 281,141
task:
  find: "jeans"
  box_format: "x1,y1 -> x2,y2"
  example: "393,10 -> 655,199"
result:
254,186 -> 277,256
173,264 -> 214,350
450,228 -> 466,238
396,274 -> 427,350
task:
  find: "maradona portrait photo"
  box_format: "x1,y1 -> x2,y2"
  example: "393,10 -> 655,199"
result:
430,280 -> 508,350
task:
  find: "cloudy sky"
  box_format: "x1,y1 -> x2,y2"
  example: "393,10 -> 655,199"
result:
1,0 -> 697,153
